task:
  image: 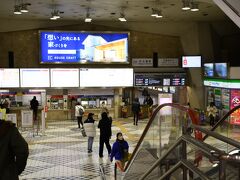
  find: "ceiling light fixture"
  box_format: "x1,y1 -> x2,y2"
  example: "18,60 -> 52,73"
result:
20,3 -> 29,13
118,6 -> 127,22
156,10 -> 163,18
14,0 -> 31,14
191,2 -> 199,11
118,13 -> 127,21
151,8 -> 158,17
50,0 -> 63,20
85,8 -> 92,22
182,0 -> 191,10
50,10 -> 61,20
14,5 -> 22,14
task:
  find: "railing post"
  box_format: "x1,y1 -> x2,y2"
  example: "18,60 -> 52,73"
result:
114,163 -> 117,180
219,160 -> 226,180
182,125 -> 188,180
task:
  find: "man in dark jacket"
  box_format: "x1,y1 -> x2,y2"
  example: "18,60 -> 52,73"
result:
30,96 -> 39,121
0,120 -> 29,180
98,112 -> 112,158
132,98 -> 141,126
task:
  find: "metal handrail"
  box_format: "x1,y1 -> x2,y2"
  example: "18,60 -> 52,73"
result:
192,124 -> 240,150
139,134 -> 223,180
181,135 -> 224,158
139,124 -> 240,180
118,105 -> 240,179
139,137 -> 183,180
203,105 -> 240,140
123,103 -> 198,172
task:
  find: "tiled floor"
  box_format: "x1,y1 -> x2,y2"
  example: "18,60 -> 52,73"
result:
18,116 -> 239,180
19,117 -> 148,180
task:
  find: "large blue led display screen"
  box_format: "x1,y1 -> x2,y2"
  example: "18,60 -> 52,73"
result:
39,31 -> 129,64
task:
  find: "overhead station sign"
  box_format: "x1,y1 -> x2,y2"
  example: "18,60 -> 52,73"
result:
39,31 -> 129,64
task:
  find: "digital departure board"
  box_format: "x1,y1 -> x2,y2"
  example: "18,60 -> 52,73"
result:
134,73 -> 187,86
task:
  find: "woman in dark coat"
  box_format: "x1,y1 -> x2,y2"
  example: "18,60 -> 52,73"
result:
132,98 -> 141,126
0,120 -> 29,180
98,112 -> 112,158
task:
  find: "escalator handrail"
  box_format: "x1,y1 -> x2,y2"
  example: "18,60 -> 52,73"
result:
123,103 -> 198,172
193,124 -> 240,150
203,105 -> 240,141
140,135 -> 214,180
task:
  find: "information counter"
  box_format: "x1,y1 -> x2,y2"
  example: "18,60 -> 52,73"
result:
45,108 -> 115,121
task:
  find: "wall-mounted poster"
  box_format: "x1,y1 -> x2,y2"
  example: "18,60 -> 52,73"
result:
40,31 -> 129,64
230,90 -> 240,125
21,110 -> 33,128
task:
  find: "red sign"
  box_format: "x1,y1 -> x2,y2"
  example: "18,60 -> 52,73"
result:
230,90 -> 240,125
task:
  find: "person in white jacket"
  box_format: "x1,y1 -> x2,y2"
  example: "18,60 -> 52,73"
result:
75,102 -> 85,129
84,113 -> 96,153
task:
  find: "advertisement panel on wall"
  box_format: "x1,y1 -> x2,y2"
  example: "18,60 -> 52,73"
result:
0,69 -> 19,88
230,90 -> 240,125
39,31 -> 129,64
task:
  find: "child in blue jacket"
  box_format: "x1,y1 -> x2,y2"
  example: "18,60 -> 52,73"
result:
110,132 -> 129,169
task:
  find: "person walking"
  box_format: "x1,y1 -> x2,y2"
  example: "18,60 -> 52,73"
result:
98,112 -> 112,158
207,102 -> 218,127
84,113 -> 96,153
0,104 -> 6,120
30,96 -> 39,121
0,120 -> 29,180
110,132 -> 129,170
75,102 -> 85,129
132,98 -> 141,126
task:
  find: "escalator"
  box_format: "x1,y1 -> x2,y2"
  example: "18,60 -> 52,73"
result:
115,103 -> 240,179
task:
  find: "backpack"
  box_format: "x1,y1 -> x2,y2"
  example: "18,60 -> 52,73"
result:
79,108 -> 84,116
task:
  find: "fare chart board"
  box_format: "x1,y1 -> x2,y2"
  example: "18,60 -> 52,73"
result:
0,68 -> 19,88
20,68 -> 50,87
51,68 -> 79,87
80,68 -> 133,87
134,73 -> 186,86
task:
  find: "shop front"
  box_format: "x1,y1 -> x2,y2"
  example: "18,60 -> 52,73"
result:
204,78 -> 240,125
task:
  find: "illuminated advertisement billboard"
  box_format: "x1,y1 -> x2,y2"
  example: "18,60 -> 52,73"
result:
39,31 -> 129,64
